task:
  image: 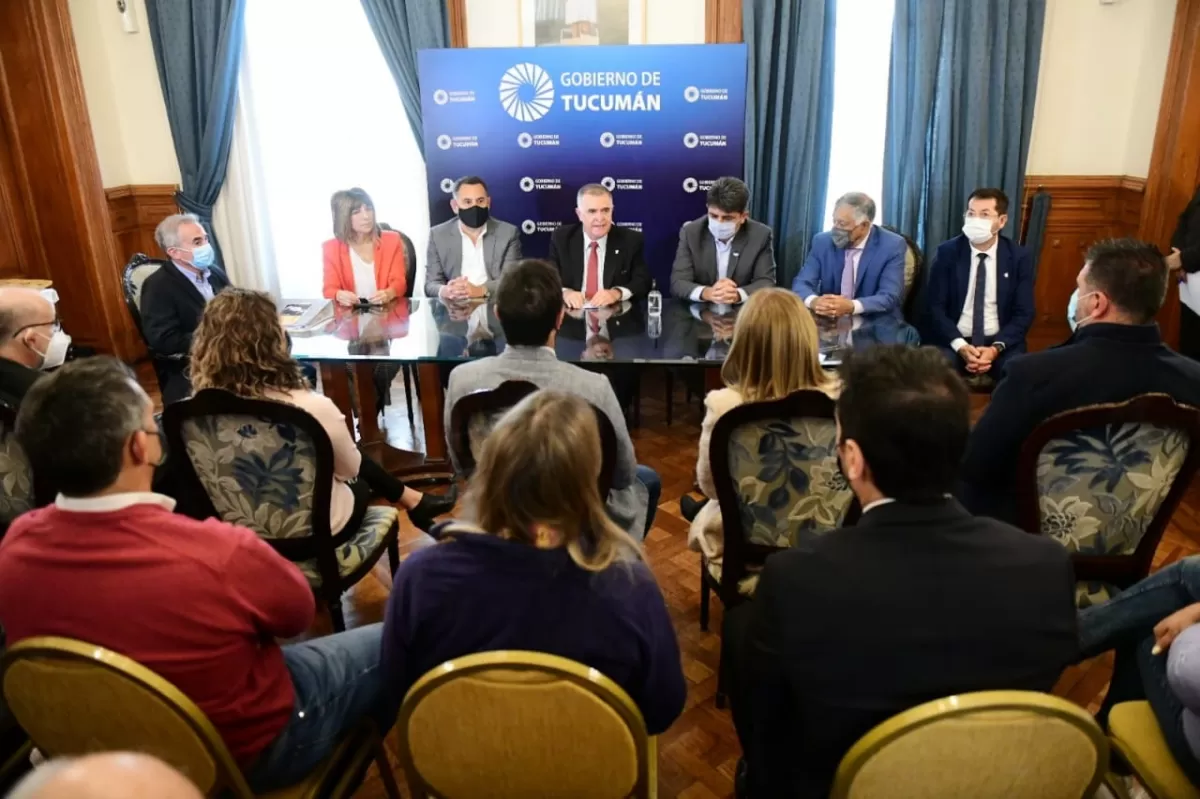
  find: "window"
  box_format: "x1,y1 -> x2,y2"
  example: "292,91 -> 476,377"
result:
241,0 -> 430,299
822,0 -> 896,225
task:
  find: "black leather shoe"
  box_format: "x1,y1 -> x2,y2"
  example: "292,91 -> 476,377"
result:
680,494 -> 705,523
407,489 -> 458,533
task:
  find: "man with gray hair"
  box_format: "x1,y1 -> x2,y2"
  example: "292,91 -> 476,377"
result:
0,288 -> 71,408
670,176 -> 776,301
549,183 -> 650,309
139,213 -> 231,403
793,192 -> 908,319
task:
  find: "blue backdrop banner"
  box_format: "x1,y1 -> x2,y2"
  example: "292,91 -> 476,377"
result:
418,44 -> 748,286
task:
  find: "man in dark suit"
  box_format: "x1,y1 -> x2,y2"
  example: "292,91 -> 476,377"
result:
727,345 -> 1078,799
0,289 -> 68,408
549,183 -> 651,308
1169,182 -> 1200,360
963,238 -> 1200,524
924,188 -> 1034,380
669,177 -> 776,301
139,213 -> 231,404
793,192 -> 908,319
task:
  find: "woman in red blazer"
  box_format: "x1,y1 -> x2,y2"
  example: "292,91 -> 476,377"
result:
322,188 -> 407,305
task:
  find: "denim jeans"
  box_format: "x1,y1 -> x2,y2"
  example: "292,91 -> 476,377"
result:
636,464 -> 662,538
1078,557 -> 1200,783
246,623 -> 392,792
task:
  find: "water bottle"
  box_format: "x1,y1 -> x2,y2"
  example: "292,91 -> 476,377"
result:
647,279 -> 663,316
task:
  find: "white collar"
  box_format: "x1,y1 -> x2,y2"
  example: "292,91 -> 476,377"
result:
584,233 -> 608,248
55,492 -> 177,513
460,223 -> 486,239
861,497 -> 896,515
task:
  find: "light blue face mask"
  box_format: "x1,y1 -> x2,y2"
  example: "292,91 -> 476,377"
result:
188,242 -> 215,271
1067,289 -> 1079,332
708,217 -> 738,241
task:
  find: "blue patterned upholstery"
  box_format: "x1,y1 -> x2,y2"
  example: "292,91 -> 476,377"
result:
295,506 -> 399,587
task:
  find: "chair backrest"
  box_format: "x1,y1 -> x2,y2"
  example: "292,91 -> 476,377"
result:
831,690 -> 1107,799
380,224 -> 418,298
1016,394 -> 1200,588
881,225 -> 924,321
0,403 -> 32,533
122,254 -> 167,342
1,637 -> 254,797
161,389 -> 342,580
398,651 -> 655,799
710,389 -> 857,595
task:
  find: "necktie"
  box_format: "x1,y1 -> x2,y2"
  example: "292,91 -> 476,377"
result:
585,241 -> 599,298
840,249 -> 858,299
972,252 -> 988,346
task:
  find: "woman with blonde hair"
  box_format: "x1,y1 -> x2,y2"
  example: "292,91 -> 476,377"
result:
682,288 -> 839,565
321,188 -> 407,306
380,390 -> 686,734
190,289 -> 454,534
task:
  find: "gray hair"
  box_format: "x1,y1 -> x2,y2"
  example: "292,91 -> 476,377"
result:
576,183 -> 612,206
835,192 -> 877,223
154,213 -> 201,252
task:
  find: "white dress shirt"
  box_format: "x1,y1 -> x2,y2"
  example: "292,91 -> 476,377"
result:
56,492 -> 177,512
805,226 -> 871,315
349,247 -> 377,297
460,225 -> 488,287
574,233 -> 632,301
689,231 -> 749,304
951,238 -> 1000,352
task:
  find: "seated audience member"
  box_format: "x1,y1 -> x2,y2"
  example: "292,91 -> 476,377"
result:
962,238 -> 1200,524
0,289 -> 70,408
383,390 -> 686,734
1078,557 -> 1200,785
549,183 -> 651,308
670,176 -> 776,302
727,345 -> 1078,798
924,188 -> 1034,380
322,188 -> 407,307
425,176 -> 522,300
0,358 -> 391,793
792,192 -> 907,319
444,259 -> 659,539
1169,181 -> 1200,360
190,289 -> 453,533
9,753 -> 203,799
681,289 -> 837,564
140,213 -> 231,404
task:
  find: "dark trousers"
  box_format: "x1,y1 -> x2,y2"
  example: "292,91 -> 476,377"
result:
936,336 -> 1024,381
1182,305 -> 1200,362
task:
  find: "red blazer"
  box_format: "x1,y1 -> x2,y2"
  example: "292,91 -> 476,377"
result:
322,230 -> 407,299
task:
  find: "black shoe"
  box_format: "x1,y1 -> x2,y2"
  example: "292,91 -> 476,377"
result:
407,488 -> 458,533
680,494 -> 705,523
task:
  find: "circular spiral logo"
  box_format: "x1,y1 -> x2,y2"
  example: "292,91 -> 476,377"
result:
599,132 -> 616,148
519,177 -> 535,192
436,135 -> 452,150
684,86 -> 700,103
601,177 -> 616,191
521,220 -> 537,235
499,63 -> 555,122
517,132 -> 533,148
683,132 -> 699,149
682,178 -> 699,193
433,89 -> 449,105
439,178 -> 454,193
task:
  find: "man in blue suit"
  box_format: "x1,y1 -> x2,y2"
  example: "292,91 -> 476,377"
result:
793,192 -> 908,319
924,188 -> 1034,380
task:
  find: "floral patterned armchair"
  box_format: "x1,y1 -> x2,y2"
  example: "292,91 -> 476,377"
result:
0,405 -> 32,535
162,389 -> 400,631
1017,395 -> 1200,609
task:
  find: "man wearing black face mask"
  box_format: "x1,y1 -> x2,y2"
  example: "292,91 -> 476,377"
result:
425,176 -> 522,301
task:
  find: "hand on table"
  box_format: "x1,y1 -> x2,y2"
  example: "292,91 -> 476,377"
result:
588,288 -> 623,308
335,290 -> 358,307
1153,603 -> 1200,654
443,277 -> 485,301
812,295 -> 854,318
702,280 -> 741,305
563,289 -> 586,310
369,288 -> 396,305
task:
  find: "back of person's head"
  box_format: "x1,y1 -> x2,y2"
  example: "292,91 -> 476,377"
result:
836,345 -> 969,503
16,357 -> 157,497
330,187 -> 377,243
494,259 -> 564,347
9,753 -> 203,799
191,288 -> 307,398
1080,238 -> 1167,325
467,390 -> 640,572
721,288 -> 833,402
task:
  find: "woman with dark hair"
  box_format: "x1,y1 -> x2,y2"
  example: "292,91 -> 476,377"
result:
191,289 -> 453,533
322,188 -> 407,307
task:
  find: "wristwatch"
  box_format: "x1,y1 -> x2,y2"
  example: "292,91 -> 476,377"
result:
993,341 -> 1006,354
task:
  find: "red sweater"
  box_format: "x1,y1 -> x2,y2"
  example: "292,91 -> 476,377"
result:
0,499 -> 315,766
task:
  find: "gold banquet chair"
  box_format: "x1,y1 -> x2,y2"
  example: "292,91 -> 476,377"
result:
398,651 -> 657,798
830,691 -> 1108,799
0,637 -> 400,798
1108,701 -> 1200,799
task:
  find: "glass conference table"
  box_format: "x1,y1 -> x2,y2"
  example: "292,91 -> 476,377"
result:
288,297 -> 920,474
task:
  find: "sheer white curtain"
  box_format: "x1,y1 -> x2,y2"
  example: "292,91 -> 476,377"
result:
821,0 -> 896,225
215,0 -> 431,300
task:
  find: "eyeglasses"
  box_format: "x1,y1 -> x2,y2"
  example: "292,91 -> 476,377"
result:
11,319 -> 61,339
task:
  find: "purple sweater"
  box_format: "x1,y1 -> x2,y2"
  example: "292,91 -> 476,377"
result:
381,527 -> 687,734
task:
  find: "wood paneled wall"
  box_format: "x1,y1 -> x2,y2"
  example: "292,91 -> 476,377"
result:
1021,175 -> 1146,349
705,0 -> 743,43
106,185 -> 180,270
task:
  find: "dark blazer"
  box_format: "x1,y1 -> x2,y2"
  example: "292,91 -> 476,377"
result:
548,223 -> 651,299
139,262 -> 231,404
730,499 -> 1077,798
924,234 -> 1035,351
962,323 -> 1200,523
1173,183 -> 1200,275
669,216 -> 776,299
0,358 -> 42,410
792,226 -> 908,317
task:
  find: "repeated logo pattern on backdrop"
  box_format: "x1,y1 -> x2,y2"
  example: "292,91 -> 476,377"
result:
419,45 -> 748,285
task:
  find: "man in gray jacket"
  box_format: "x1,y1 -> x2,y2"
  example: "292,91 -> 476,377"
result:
444,259 -> 659,539
425,176 -> 522,300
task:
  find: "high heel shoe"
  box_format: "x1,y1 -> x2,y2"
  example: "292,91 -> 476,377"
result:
679,494 -> 705,523
407,488 -> 458,533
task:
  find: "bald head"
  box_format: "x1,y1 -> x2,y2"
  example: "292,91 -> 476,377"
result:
9,753 -> 202,799
0,289 -> 56,368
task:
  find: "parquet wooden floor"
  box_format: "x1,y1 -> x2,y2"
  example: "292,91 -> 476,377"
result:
139,365 -> 1200,798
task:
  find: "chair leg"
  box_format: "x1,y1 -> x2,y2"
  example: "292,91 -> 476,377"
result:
666,370 -> 674,426
387,531 -> 400,578
401,365 -> 415,431
328,595 -> 347,633
699,568 -> 710,632
375,742 -> 402,799
715,641 -> 729,709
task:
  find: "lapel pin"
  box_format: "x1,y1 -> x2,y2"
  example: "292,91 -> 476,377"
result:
1004,273 -> 1009,278
614,249 -> 620,255
733,252 -> 740,257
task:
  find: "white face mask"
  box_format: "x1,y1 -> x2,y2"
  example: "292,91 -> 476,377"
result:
1071,290 -> 1100,331
32,329 -> 71,371
962,217 -> 995,245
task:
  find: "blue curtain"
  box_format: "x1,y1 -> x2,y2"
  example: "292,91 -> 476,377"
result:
882,0 -> 1046,257
744,0 -> 838,287
144,0 -> 247,260
359,0 -> 450,157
